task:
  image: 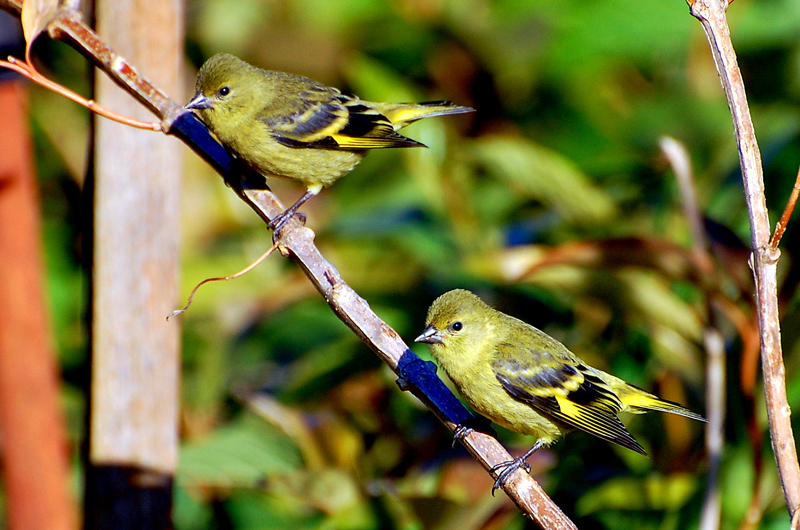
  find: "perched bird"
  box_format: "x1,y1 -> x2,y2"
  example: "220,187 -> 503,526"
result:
186,53 -> 473,235
415,289 -> 705,492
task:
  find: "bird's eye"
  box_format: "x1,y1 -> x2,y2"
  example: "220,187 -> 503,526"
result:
218,86 -> 231,97
449,321 -> 463,332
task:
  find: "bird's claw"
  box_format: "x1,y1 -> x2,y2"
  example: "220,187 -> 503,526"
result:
269,212 -> 306,240
490,457 -> 531,496
488,439 -> 545,496
268,214 -> 289,237
452,424 -> 474,448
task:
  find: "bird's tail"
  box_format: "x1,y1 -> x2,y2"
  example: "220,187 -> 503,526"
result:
621,388 -> 707,422
376,101 -> 474,129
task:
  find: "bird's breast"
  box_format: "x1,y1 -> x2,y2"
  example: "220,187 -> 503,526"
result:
432,344 -> 564,441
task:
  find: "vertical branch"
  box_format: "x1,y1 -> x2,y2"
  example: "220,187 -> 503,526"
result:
661,136 -> 725,530
701,329 -> 726,530
687,0 -> 800,517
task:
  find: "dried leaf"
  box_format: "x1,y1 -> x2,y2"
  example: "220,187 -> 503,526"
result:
21,0 -> 59,55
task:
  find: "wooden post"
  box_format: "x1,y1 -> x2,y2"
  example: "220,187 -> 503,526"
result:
85,0 -> 183,528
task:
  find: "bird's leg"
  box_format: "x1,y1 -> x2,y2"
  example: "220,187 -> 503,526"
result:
452,416 -> 496,448
268,188 -> 319,238
490,439 -> 546,496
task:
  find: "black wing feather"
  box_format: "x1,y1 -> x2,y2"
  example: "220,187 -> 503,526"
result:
493,348 -> 647,455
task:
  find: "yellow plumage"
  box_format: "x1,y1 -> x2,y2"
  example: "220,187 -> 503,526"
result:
415,289 -> 705,490
186,53 -> 472,234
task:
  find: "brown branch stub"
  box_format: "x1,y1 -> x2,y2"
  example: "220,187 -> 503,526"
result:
689,0 -> 800,517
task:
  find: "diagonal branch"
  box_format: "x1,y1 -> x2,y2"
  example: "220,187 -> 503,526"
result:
0,0 -> 577,526
687,0 -> 800,517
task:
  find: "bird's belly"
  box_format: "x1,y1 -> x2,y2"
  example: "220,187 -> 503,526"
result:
233,137 -> 365,187
454,371 -> 564,443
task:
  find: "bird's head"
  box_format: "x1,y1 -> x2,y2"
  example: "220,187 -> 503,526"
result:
186,53 -> 263,126
415,289 -> 493,355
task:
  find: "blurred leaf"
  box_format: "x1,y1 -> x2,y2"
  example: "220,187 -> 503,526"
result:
344,54 -> 421,103
179,414 -> 302,488
323,240 -> 424,293
174,486 -> 213,530
297,468 -> 363,516
576,473 -> 698,514
615,269 -> 702,341
291,0 -> 383,36
30,85 -> 89,182
242,391 -> 329,471
192,0 -> 271,57
224,490 -> 324,530
470,134 -> 617,225
478,238 -> 697,284
278,336 -> 371,400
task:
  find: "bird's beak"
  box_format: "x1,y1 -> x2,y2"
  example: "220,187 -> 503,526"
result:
415,325 -> 444,344
186,92 -> 213,110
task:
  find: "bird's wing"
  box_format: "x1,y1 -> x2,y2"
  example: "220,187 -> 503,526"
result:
492,343 -> 647,455
331,99 -> 426,149
263,90 -> 424,150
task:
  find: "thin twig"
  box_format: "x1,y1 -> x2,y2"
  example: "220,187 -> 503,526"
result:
769,164 -> 800,249
660,137 -> 714,274
688,0 -> 800,516
168,242 -> 279,319
700,328 -> 725,530
660,136 -> 724,530
0,57 -> 160,130
0,0 -> 576,526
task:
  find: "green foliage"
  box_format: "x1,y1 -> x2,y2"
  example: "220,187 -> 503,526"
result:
33,0 -> 800,528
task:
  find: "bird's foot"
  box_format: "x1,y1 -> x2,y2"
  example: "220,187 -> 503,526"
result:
452,424 -> 473,448
451,416 -> 495,448
268,211 -> 306,240
490,457 -> 531,496
489,439 -> 546,496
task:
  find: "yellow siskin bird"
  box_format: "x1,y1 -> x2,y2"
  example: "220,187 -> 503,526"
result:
186,53 -> 473,235
415,289 -> 706,491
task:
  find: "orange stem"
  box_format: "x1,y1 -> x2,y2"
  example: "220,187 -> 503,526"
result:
769,164 -> 800,249
0,56 -> 160,131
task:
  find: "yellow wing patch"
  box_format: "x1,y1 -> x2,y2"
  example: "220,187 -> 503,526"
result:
330,131 -> 425,149
494,354 -> 648,455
